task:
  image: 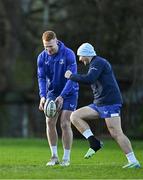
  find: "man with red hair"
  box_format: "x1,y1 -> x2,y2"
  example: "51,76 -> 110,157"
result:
37,31 -> 78,166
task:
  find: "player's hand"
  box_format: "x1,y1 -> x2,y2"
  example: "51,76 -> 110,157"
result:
39,97 -> 46,111
55,96 -> 63,112
65,70 -> 72,79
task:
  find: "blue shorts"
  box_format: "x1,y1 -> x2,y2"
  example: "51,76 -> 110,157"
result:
47,94 -> 78,111
88,104 -> 122,118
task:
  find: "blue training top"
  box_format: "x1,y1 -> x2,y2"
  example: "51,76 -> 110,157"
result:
37,41 -> 79,99
70,56 -> 123,106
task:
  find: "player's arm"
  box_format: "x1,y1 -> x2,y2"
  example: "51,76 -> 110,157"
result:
37,54 -> 46,110
60,50 -> 78,99
65,61 -> 104,84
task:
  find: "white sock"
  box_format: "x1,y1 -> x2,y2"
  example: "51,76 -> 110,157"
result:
63,149 -> 71,161
50,146 -> 58,157
126,152 -> 138,163
82,129 -> 94,139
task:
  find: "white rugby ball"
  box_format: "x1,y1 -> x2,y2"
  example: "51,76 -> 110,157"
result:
44,100 -> 57,118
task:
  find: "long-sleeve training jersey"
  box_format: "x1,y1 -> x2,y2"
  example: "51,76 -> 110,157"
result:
37,41 -> 79,99
69,56 -> 123,106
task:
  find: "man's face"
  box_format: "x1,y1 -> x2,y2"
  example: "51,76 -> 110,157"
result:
79,56 -> 90,65
43,38 -> 58,55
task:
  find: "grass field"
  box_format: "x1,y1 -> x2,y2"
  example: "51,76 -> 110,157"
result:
0,138 -> 142,179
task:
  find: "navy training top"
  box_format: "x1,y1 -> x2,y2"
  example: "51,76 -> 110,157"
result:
70,56 -> 123,106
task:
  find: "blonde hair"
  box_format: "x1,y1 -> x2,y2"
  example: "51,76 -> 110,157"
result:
42,31 -> 57,41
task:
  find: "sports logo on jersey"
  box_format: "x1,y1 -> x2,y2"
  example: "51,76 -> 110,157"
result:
103,111 -> 108,114
59,59 -> 64,64
45,57 -> 50,65
70,104 -> 75,108
45,61 -> 49,65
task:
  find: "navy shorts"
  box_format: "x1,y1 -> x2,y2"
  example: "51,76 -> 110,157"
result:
88,103 -> 122,118
47,94 -> 78,111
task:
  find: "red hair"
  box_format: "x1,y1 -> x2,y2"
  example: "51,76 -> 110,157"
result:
42,31 -> 57,41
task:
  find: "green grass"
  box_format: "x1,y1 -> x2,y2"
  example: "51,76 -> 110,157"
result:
0,138 -> 142,179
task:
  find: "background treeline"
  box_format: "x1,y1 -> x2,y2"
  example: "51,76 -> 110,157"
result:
0,0 -> 143,138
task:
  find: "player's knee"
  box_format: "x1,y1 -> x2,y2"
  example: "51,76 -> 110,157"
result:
61,121 -> 70,130
70,111 -> 78,124
110,130 -> 118,139
109,128 -> 122,140
46,118 -> 56,128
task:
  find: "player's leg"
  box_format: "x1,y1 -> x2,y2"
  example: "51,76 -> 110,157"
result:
70,106 -> 103,158
46,114 -> 59,166
71,106 -> 99,132
105,116 -> 140,168
59,95 -> 78,166
60,110 -> 73,166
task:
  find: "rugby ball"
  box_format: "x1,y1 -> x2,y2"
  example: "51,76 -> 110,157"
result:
44,100 -> 57,118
